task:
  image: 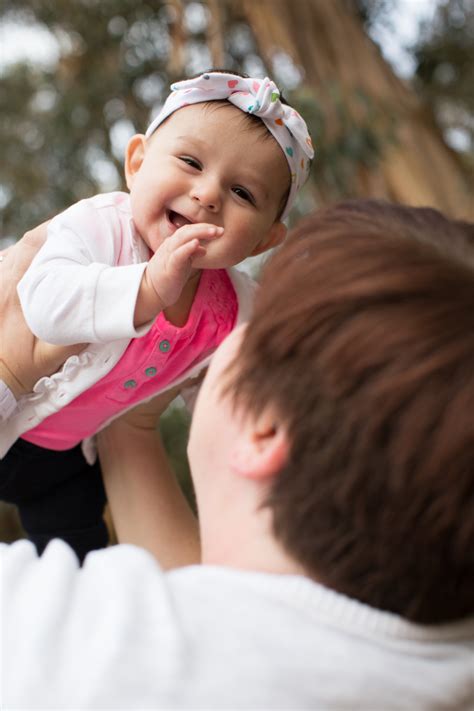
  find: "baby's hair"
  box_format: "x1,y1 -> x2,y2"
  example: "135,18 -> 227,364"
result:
152,68 -> 292,219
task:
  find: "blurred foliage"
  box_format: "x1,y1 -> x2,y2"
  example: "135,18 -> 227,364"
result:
413,0 -> 474,162
355,0 -> 394,29
358,0 -> 473,162
1,0 -> 471,241
0,0 -> 429,241
159,402 -> 195,510
295,83 -> 397,198
0,0 -> 298,239
1,1 -> 176,238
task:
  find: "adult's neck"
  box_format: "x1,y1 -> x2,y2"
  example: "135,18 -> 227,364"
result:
198,493 -> 307,577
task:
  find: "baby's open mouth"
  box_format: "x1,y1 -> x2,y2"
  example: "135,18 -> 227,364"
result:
167,209 -> 192,229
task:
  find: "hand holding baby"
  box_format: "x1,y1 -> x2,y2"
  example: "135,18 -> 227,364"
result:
0,223 -> 85,401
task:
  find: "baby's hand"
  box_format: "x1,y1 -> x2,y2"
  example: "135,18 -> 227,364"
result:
147,223 -> 223,306
135,223 -> 223,326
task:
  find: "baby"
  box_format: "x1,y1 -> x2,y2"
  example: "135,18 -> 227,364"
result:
0,70 -> 313,560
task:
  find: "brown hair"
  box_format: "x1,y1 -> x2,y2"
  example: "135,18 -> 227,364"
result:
228,200 -> 474,624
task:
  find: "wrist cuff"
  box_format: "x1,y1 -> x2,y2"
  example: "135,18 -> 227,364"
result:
0,379 -> 18,421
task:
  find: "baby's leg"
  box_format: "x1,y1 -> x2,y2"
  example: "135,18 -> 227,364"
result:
0,439 -> 108,563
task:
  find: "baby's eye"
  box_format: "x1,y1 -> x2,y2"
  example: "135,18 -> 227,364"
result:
179,156 -> 202,170
232,186 -> 255,205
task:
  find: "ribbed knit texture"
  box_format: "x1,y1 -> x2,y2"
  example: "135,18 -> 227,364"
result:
3,539 -> 473,709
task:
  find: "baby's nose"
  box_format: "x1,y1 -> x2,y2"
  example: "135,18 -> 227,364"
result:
191,177 -> 221,212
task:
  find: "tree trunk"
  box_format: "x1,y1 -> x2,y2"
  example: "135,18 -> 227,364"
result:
224,0 -> 472,219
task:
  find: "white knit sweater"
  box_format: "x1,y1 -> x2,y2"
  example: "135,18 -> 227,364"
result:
2,540 -> 473,709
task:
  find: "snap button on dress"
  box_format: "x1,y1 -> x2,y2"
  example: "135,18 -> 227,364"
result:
159,339 -> 171,353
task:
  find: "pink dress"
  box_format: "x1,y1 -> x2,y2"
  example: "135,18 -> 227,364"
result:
22,269 -> 237,450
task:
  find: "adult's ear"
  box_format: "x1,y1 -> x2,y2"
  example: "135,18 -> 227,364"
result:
124,134 -> 147,189
229,408 -> 289,481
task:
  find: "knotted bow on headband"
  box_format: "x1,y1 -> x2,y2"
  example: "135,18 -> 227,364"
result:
145,72 -> 314,220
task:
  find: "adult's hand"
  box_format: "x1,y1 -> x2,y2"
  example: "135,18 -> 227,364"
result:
0,223 -> 86,399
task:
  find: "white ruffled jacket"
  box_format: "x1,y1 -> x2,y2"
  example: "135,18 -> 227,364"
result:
1,193 -> 256,460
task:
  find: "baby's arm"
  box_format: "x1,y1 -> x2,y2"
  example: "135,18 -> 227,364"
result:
17,201 -> 150,345
133,223 -> 223,327
19,200 -> 224,341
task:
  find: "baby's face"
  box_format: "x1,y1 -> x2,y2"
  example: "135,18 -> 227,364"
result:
125,103 -> 290,268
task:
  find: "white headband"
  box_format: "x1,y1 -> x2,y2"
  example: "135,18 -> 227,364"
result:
145,72 -> 314,220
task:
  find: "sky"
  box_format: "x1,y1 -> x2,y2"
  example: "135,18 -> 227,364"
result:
369,0 -> 440,77
0,20 -> 59,70
0,0 -> 439,79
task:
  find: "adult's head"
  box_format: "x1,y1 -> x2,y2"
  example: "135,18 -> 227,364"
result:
189,199 -> 474,625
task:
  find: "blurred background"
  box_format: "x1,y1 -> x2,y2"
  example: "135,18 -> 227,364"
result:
1,0 -> 473,539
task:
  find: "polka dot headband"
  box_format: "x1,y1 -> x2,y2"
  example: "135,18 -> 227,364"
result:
145,72 -> 314,220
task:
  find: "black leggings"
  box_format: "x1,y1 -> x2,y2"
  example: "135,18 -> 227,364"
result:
0,439 -> 108,563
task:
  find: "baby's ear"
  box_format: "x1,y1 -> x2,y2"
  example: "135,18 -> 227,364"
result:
250,222 -> 287,257
124,134 -> 147,189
